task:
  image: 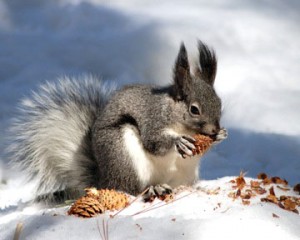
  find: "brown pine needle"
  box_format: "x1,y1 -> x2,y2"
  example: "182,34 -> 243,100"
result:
97,218 -> 109,240
104,218 -> 109,240
131,190 -> 196,216
111,187 -> 150,218
13,222 -> 23,240
97,219 -> 104,240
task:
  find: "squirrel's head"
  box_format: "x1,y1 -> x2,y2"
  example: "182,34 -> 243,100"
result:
172,41 -> 222,138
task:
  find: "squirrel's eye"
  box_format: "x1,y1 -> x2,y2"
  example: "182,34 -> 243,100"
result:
190,104 -> 201,116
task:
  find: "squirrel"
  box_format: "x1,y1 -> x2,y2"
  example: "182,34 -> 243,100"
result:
8,41 -> 227,203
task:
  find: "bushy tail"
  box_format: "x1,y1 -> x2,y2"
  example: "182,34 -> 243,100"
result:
8,76 -> 116,201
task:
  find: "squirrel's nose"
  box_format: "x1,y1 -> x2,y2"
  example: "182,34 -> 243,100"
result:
201,123 -> 219,136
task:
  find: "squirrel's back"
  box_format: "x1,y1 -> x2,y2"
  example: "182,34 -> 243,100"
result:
8,76 -> 116,201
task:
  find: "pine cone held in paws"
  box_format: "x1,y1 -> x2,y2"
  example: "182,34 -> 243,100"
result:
192,134 -> 213,156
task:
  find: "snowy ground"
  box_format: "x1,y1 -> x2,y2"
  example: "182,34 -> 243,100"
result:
0,0 -> 300,239
1,177 -> 300,240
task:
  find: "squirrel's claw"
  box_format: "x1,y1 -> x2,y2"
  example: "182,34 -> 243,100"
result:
213,128 -> 228,145
143,184 -> 173,202
176,136 -> 196,158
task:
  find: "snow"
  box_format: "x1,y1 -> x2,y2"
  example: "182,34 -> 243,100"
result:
1,177 -> 299,240
0,0 -> 300,239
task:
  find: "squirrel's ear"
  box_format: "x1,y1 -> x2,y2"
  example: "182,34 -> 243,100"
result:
195,41 -> 217,86
173,43 -> 192,100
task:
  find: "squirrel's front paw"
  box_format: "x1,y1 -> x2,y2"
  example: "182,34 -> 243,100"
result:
175,136 -> 196,158
213,128 -> 228,145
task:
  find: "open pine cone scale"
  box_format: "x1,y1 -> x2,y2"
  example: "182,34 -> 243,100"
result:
192,134 -> 213,156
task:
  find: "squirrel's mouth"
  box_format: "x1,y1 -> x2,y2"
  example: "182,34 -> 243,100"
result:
201,127 -> 228,142
199,131 -> 218,141
187,126 -> 217,141
194,126 -> 221,141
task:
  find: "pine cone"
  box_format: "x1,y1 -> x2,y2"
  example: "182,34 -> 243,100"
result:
68,196 -> 104,218
86,188 -> 129,211
96,189 -> 129,211
192,134 -> 213,156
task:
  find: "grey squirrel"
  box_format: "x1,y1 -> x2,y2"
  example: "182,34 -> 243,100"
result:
9,41 -> 227,203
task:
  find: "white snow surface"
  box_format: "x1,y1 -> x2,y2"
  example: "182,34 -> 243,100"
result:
0,0 -> 300,239
1,178 -> 300,240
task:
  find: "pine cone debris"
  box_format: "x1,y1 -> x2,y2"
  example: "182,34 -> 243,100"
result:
228,172 -> 300,214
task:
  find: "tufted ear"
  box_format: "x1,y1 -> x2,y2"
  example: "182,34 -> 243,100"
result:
173,43 -> 192,100
195,41 -> 217,86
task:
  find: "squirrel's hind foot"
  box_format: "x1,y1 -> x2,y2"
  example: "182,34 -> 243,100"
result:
143,184 -> 173,202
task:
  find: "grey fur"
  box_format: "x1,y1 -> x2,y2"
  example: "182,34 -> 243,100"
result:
92,41 -> 225,195
8,41 -> 227,203
8,76 -> 116,201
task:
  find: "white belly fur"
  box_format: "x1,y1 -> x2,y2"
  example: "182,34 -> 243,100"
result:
122,125 -> 200,189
